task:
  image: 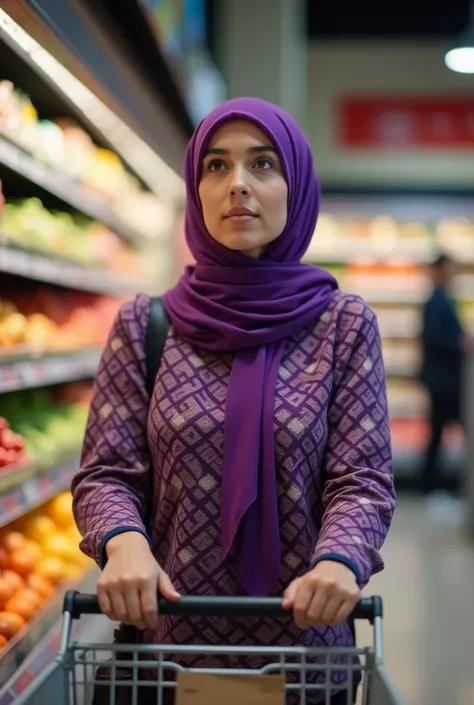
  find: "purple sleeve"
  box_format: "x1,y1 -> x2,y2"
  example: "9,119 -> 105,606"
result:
72,293 -> 152,565
312,297 -> 396,588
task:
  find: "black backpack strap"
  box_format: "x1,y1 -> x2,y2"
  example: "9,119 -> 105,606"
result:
145,297 -> 170,398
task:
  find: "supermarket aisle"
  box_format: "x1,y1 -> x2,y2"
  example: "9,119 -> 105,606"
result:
357,497 -> 474,705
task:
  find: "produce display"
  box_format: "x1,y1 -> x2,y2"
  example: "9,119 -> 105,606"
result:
1,198 -> 144,274
0,491 -> 93,648
0,288 -> 122,351
0,80 -> 165,238
307,209 -> 474,466
308,212 -> 474,263
1,387 -> 90,464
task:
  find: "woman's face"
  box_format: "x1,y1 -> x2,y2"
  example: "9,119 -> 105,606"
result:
198,120 -> 288,258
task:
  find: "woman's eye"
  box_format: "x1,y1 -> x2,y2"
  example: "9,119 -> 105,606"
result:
254,157 -> 274,170
207,159 -> 227,172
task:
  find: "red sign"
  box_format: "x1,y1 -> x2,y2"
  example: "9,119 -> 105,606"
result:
339,96 -> 474,149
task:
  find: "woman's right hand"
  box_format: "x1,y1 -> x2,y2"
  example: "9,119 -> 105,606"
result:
97,531 -> 180,630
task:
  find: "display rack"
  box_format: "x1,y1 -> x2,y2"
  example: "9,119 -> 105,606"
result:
0,241 -> 143,295
0,0 -> 189,689
0,135 -> 145,246
0,349 -> 100,393
0,453 -> 79,529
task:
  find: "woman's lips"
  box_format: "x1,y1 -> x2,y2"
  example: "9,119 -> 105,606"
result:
225,214 -> 257,223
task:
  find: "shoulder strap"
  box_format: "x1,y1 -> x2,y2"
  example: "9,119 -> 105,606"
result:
145,297 -> 170,397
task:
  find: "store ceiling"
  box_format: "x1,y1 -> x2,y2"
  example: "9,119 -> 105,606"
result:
307,0 -> 470,38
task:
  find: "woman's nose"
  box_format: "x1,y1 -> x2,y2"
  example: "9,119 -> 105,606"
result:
229,166 -> 250,196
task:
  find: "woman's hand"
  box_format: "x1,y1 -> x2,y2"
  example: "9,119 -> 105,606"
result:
97,531 -> 180,630
282,561 -> 361,629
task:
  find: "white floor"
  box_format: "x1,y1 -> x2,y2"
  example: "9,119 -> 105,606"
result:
358,497 -> 474,705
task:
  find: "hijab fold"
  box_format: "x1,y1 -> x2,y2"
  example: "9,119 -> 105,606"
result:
162,98 -> 338,596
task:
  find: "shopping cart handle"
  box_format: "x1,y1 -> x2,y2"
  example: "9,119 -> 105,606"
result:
63,592 -> 383,624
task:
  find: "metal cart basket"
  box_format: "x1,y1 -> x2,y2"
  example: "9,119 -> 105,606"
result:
14,592 -> 404,705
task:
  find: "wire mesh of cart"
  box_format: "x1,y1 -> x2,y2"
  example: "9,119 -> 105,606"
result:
14,591 -> 404,705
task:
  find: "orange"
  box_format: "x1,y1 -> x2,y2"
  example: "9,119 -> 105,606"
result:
14,588 -> 43,609
47,493 -> 74,529
36,557 -> 65,585
8,550 -> 35,578
0,634 -> 7,649
2,571 -> 25,592
26,574 -> 55,600
41,532 -> 73,561
4,598 -> 36,622
25,541 -> 43,562
0,532 -> 27,553
61,563 -> 84,581
0,611 -> 25,639
23,516 -> 56,544
0,578 -> 15,607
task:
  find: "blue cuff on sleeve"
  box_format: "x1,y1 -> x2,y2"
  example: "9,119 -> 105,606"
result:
99,527 -> 152,569
310,553 -> 363,588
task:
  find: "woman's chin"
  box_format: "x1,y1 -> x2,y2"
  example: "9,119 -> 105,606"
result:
212,234 -> 265,256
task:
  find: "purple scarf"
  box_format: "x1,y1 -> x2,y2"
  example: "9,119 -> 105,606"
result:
162,98 -> 338,596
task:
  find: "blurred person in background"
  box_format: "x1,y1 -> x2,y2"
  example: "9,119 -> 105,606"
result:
419,254 -> 474,518
72,98 -> 396,704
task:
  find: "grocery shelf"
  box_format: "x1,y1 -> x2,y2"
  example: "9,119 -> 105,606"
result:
0,348 -> 101,393
0,453 -> 79,530
0,566 -> 101,698
308,252 -> 474,267
0,240 -> 143,295
306,243 -> 434,265
0,134 -> 144,246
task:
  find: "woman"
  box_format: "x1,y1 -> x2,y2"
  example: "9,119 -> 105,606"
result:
72,98 -> 396,704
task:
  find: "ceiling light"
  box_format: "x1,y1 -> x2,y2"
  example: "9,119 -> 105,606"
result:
445,3 -> 474,74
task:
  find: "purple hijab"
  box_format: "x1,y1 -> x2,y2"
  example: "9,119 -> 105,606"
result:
162,98 -> 338,596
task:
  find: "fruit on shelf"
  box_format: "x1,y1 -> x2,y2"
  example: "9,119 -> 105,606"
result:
0,493 -> 93,641
0,419 -> 29,469
2,198 -> 144,274
0,81 -> 164,235
0,289 -> 122,352
47,492 -> 73,529
0,298 -> 59,349
0,611 -> 25,640
1,388 -> 89,462
26,573 -> 55,600
2,570 -> 25,594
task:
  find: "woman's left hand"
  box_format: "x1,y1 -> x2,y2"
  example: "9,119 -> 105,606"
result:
282,561 -> 361,629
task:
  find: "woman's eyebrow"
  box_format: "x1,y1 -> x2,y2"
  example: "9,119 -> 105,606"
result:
204,145 -> 277,156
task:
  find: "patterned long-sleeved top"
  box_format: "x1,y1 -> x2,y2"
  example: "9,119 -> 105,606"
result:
72,291 -> 396,703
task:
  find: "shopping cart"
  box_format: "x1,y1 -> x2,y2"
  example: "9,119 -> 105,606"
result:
14,591 -> 404,705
